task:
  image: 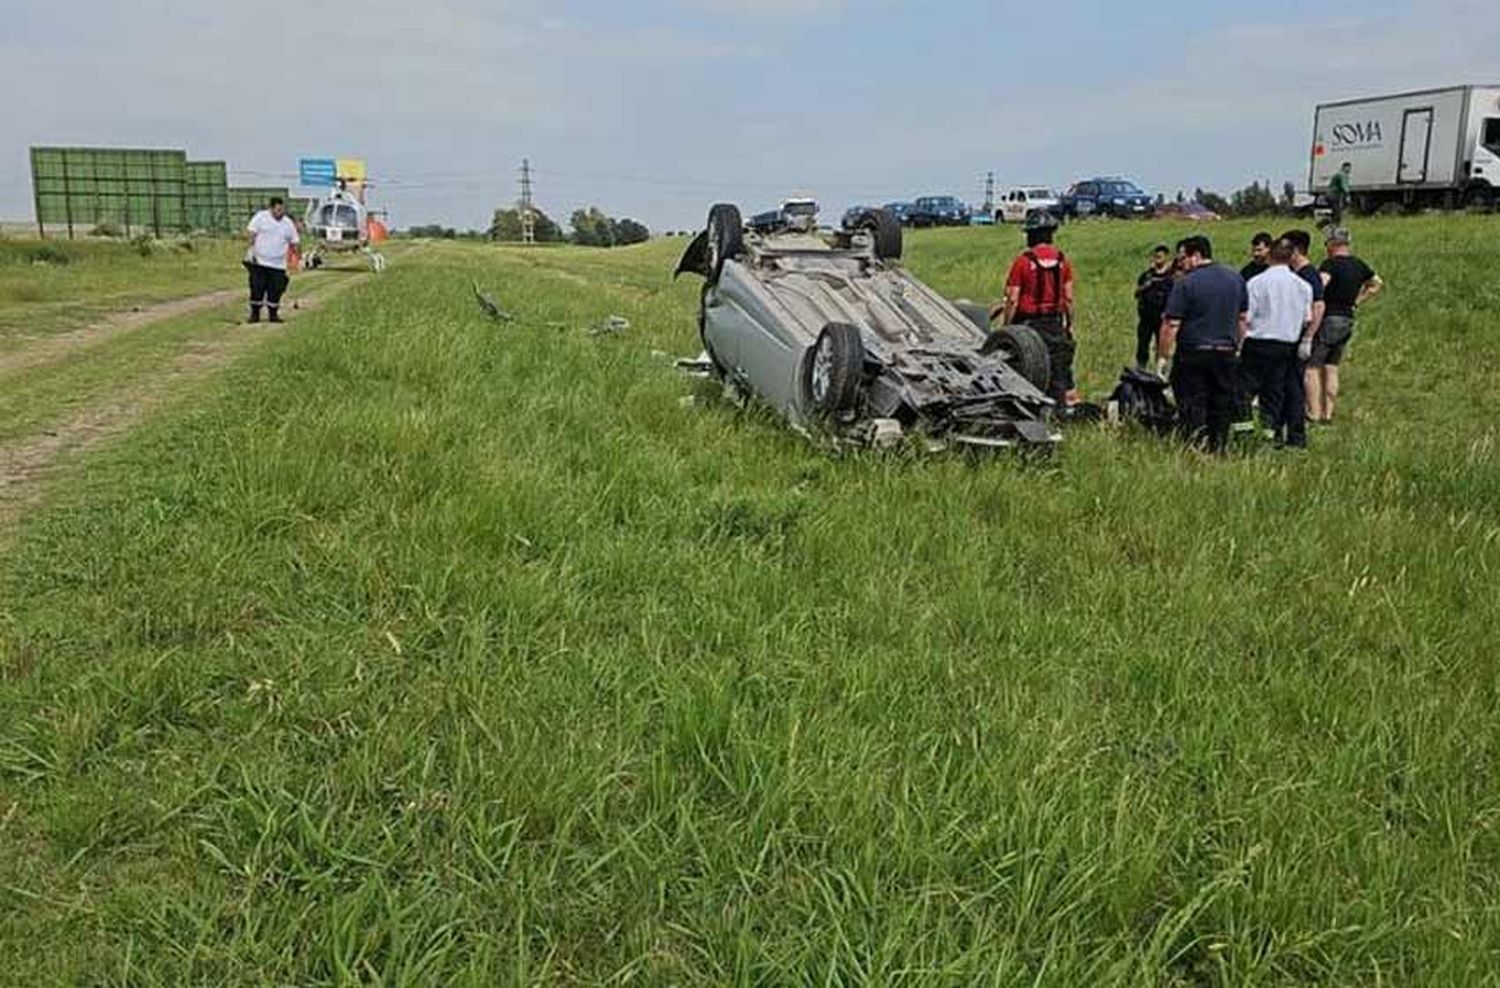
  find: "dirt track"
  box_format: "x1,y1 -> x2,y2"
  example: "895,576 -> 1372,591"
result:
0,287 -> 246,378
0,276 -> 363,535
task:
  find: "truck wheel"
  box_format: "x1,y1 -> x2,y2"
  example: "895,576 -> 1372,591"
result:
1465,186 -> 1495,213
984,324 -> 1051,394
854,208 -> 902,260
705,203 -> 744,282
804,323 -> 865,415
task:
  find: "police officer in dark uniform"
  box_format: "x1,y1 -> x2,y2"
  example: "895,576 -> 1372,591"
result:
992,211 -> 1077,405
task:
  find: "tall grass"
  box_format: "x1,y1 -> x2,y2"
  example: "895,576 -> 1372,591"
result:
0,238 -> 248,342
2,218 -> 1499,984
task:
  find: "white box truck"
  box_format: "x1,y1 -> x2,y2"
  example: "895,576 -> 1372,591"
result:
1309,85 -> 1500,212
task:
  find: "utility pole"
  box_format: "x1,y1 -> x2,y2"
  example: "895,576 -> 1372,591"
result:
519,158 -> 535,245
983,171 -> 996,214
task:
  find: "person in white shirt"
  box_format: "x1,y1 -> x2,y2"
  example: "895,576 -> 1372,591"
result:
1238,240 -> 1314,448
244,198 -> 300,323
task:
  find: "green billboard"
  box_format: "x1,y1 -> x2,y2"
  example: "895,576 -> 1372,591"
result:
186,160 -> 230,234
30,147 -> 190,238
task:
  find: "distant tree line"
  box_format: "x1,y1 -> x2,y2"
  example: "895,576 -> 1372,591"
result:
1166,180 -> 1304,218
400,225 -> 488,240
486,206 -> 650,246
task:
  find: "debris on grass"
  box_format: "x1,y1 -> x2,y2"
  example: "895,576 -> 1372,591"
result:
675,351 -> 715,377
472,282 -> 515,322
586,315 -> 631,337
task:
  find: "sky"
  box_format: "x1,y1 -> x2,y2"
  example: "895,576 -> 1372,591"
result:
2,0 -> 1498,231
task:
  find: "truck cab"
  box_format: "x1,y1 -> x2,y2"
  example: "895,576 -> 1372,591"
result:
1469,116 -> 1500,207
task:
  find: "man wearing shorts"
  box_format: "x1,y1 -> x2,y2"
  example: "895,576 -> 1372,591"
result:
1310,227 -> 1383,423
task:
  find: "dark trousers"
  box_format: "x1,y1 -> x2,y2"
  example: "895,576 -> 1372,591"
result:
1171,349 -> 1239,453
247,263 -> 290,318
1136,309 -> 1163,368
1019,313 -> 1075,401
1330,193 -> 1347,226
1239,338 -> 1307,447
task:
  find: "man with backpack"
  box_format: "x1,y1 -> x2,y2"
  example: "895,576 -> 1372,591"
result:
993,211 -> 1077,406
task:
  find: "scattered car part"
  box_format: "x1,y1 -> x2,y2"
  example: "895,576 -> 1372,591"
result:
472,282 -> 515,321
588,315 -> 631,336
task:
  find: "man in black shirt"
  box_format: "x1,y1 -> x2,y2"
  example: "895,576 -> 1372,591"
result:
1134,243 -> 1174,370
1240,232 -> 1273,282
1160,235 -> 1249,453
1311,227 -> 1384,422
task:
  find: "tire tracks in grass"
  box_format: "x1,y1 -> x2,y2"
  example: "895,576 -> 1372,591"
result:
0,270 -> 362,379
0,287 -> 245,377
0,275 -> 367,535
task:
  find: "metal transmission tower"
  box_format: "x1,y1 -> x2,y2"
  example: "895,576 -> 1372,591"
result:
983,171 -> 996,214
519,158 -> 535,245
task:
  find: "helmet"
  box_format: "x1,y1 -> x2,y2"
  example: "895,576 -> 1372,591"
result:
1024,210 -> 1059,232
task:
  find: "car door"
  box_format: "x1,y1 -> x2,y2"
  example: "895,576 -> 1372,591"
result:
1398,107 -> 1434,184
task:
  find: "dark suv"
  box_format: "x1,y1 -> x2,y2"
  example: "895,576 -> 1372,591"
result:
907,195 -> 971,227
1058,178 -> 1155,219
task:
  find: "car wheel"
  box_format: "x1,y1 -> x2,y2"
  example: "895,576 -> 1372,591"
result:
803,323 -> 866,416
705,203 -> 744,282
983,324 -> 1051,394
855,208 -> 903,260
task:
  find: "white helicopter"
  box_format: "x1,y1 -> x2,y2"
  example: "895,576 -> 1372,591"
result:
302,180 -> 387,272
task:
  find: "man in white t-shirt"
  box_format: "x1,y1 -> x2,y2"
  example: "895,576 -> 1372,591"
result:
244,198 -> 300,323
1239,240 -> 1314,448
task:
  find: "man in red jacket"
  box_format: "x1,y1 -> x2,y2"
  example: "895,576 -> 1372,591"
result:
992,211 -> 1077,405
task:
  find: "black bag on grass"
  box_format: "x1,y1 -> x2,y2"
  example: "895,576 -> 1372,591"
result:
1109,367 -> 1176,433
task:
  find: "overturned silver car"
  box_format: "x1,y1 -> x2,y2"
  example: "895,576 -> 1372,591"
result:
675,202 -> 1059,450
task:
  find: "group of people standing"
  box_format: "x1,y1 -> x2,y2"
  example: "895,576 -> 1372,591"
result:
1135,225 -> 1383,452
990,211 -> 1385,453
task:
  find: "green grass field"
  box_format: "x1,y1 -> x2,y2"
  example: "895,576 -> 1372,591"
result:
0,239 -> 250,344
2,217 -> 1500,984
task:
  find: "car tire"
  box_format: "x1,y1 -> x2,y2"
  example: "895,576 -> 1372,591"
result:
855,208 -> 903,260
705,203 -> 744,282
983,324 -> 1051,394
804,323 -> 865,416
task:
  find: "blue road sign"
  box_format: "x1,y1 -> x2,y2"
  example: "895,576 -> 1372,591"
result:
299,158 -> 338,187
